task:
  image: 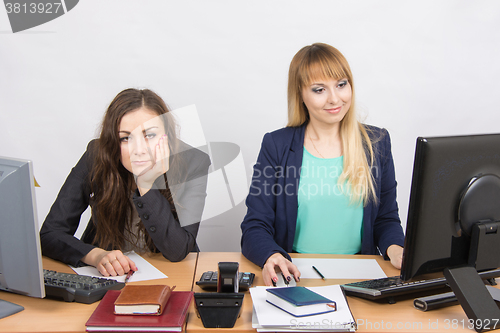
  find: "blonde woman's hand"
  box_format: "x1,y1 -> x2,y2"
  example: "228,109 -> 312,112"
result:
136,134 -> 170,195
262,253 -> 301,286
387,244 -> 403,269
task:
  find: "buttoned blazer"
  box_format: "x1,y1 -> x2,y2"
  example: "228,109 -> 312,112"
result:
40,139 -> 210,266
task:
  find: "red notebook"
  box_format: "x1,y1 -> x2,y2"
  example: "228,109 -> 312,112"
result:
86,290 -> 193,332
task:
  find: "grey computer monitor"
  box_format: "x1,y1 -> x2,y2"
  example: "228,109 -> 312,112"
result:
0,157 -> 45,300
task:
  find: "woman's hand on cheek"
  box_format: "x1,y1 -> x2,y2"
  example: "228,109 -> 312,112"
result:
136,135 -> 170,195
262,253 -> 301,286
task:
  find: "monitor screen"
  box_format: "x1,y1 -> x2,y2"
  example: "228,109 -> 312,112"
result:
400,133 -> 500,281
0,157 -> 45,298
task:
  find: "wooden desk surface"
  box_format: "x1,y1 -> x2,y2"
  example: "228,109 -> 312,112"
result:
0,253 -> 197,333
188,253 -> 500,333
2,252 -> 498,333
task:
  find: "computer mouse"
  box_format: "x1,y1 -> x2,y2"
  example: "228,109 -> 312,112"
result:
275,273 -> 297,287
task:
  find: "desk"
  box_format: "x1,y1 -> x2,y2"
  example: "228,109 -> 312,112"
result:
1,252 -> 498,333
0,253 -> 197,333
189,253 -> 499,333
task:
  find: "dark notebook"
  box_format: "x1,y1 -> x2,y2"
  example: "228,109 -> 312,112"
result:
266,286 -> 336,317
86,290 -> 193,332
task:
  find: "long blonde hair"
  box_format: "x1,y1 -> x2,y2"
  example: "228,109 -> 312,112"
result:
287,43 -> 376,205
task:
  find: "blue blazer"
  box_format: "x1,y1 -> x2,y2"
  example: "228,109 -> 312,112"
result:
241,124 -> 405,267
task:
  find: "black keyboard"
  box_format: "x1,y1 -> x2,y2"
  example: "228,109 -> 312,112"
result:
43,269 -> 125,304
342,268 -> 500,302
196,271 -> 255,291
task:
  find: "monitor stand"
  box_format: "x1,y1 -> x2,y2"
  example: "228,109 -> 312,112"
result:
444,266 -> 500,332
444,216 -> 500,332
452,177 -> 500,332
0,299 -> 24,319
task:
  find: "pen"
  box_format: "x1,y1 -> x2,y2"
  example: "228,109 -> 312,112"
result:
312,266 -> 325,280
125,270 -> 135,283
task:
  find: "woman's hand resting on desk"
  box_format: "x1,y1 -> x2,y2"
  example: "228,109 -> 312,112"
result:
387,244 -> 404,269
262,253 -> 301,286
82,248 -> 138,277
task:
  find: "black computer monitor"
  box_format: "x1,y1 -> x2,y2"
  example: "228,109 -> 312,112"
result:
400,133 -> 500,330
0,157 -> 45,317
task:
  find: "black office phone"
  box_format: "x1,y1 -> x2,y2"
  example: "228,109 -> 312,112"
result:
196,271 -> 255,291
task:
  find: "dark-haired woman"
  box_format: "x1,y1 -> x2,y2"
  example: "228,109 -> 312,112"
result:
40,88 -> 210,276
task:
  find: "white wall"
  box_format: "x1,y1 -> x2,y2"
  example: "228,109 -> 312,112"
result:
1,0 -> 500,251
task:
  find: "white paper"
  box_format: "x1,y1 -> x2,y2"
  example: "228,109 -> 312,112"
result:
250,285 -> 355,331
252,307 -> 342,332
292,258 -> 386,280
70,251 -> 167,283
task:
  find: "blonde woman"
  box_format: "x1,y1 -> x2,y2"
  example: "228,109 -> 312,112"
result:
241,43 -> 404,286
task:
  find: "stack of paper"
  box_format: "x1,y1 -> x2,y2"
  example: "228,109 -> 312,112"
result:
250,285 -> 356,332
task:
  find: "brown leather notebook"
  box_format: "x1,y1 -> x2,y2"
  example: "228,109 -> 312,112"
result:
114,285 -> 175,315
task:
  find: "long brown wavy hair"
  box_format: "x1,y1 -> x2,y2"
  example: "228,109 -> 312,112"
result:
90,88 -> 181,251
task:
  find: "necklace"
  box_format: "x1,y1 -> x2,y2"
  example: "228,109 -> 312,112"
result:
308,132 -> 325,159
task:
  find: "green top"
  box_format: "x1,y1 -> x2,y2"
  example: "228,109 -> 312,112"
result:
293,148 -> 363,254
